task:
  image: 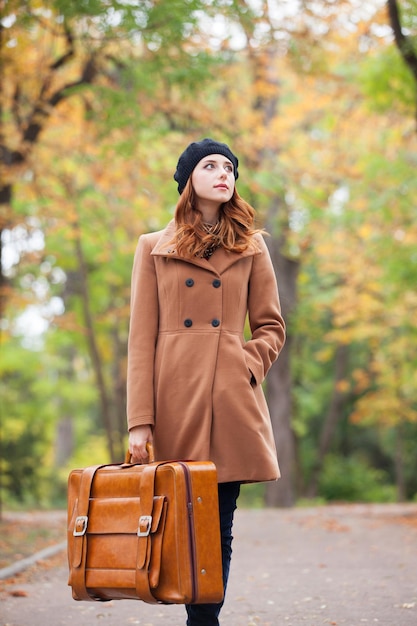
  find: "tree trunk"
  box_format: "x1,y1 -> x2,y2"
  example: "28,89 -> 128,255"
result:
72,217 -> 117,462
112,326 -> 128,458
265,242 -> 299,507
394,423 -> 406,502
306,343 -> 350,498
244,41 -> 299,507
0,185 -> 12,321
55,417 -> 74,466
0,186 -> 13,521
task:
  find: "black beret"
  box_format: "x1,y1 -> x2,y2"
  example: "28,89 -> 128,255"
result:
174,138 -> 239,194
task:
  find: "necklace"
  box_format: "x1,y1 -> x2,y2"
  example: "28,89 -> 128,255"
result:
201,220 -> 221,258
202,221 -> 221,234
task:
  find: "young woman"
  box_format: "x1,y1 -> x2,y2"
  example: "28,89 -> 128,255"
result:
127,138 -> 286,626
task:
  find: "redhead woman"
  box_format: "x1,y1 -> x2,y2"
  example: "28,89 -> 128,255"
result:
127,138 -> 286,626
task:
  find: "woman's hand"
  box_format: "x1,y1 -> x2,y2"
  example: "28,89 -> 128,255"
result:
128,425 -> 153,463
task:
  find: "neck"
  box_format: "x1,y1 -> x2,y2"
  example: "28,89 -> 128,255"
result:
199,205 -> 220,225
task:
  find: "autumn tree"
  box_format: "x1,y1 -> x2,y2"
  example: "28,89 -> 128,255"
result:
197,0 -> 417,503
2,0 -> 417,508
1,0 -> 231,465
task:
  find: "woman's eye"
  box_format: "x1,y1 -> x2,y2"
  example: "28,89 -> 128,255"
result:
225,165 -> 233,172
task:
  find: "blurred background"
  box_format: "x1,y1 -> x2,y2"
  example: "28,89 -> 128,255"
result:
1,0 -> 416,512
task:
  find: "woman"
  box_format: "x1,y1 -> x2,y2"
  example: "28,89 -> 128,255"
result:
127,138 -> 286,626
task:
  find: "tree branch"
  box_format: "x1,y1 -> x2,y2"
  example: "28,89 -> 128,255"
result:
50,23 -> 74,71
23,56 -> 98,145
387,0 -> 417,82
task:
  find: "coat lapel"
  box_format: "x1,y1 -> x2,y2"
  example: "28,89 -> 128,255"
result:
151,219 -> 261,274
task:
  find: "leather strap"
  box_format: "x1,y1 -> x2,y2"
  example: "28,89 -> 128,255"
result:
71,464 -> 107,601
135,462 -> 160,603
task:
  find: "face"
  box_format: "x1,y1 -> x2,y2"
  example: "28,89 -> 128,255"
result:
191,154 -> 235,209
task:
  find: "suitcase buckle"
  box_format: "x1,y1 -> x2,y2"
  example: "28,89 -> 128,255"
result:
73,515 -> 88,536
137,515 -> 152,537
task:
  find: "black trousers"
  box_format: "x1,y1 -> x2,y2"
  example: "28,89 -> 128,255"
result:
185,481 -> 241,626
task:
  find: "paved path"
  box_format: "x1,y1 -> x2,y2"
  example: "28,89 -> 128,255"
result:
1,504 -> 416,626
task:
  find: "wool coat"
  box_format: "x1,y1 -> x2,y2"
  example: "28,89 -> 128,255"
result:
127,219 -> 286,483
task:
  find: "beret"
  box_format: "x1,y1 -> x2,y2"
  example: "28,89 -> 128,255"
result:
174,138 -> 239,194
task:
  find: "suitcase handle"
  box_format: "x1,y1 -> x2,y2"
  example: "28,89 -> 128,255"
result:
125,442 -> 155,464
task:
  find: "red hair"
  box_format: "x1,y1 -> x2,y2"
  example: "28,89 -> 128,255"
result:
171,179 -> 264,259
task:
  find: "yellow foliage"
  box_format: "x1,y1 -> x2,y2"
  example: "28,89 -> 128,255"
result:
350,390 -> 417,427
3,0 -> 417,444
351,368 -> 371,393
316,346 -> 334,363
335,379 -> 350,394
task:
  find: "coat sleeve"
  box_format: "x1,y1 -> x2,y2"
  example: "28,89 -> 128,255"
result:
243,235 -> 286,385
126,234 -> 159,431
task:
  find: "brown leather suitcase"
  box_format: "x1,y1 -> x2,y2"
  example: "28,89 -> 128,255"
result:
67,457 -> 223,604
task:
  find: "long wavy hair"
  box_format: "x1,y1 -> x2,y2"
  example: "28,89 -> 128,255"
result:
171,178 -> 265,259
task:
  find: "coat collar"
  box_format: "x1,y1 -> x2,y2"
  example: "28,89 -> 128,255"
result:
151,219 -> 261,275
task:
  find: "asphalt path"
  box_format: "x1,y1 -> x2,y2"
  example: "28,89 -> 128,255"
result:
1,504 -> 416,626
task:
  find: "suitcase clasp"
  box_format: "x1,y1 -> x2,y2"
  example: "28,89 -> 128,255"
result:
73,515 -> 88,536
137,515 -> 152,537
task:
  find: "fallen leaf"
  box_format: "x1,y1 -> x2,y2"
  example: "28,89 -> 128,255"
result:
9,590 -> 29,597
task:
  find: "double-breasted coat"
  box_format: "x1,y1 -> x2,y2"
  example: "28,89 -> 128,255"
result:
127,219 -> 286,483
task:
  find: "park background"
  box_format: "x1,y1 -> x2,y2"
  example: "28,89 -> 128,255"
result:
1,0 -> 416,514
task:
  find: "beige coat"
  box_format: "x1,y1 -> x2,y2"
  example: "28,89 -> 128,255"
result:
127,220 -> 286,483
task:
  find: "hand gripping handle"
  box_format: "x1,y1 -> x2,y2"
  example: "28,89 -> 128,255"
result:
125,441 -> 155,464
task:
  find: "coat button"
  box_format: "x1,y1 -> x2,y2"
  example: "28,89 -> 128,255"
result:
212,279 -> 221,288
185,278 -> 194,287
211,319 -> 220,327
184,319 -> 193,327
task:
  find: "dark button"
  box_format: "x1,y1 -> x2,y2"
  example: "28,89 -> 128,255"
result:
212,279 -> 221,288
185,278 -> 194,287
211,319 -> 220,328
184,319 -> 193,327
